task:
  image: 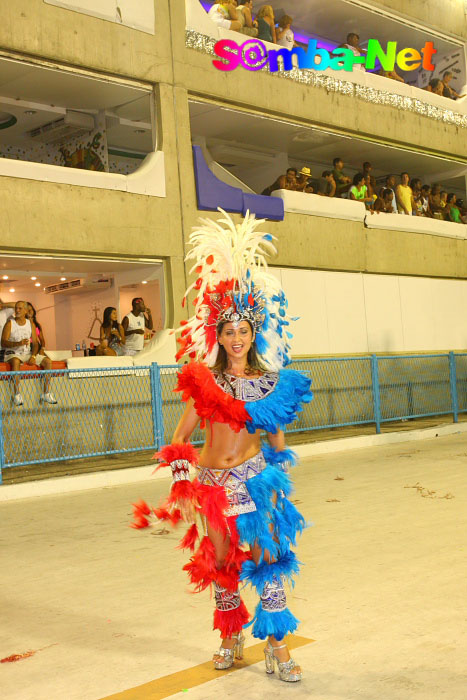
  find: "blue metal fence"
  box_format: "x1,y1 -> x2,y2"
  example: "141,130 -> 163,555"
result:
0,352 -> 465,483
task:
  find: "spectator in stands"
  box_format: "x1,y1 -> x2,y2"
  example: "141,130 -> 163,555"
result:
256,5 -> 276,43
446,193 -> 462,223
296,166 -> 313,192
420,185 -> 432,217
236,1 -> 258,36
373,188 -> 394,213
317,171 -> 336,197
349,173 -> 373,206
442,72 -> 465,100
332,157 -> 352,197
378,67 -> 404,82
425,78 -> 444,96
208,1 -> 242,31
457,198 -> 467,223
381,175 -> 398,213
410,178 -> 423,216
440,190 -> 448,217
363,162 -> 376,191
97,307 -> 126,356
122,298 -> 153,356
362,173 -> 376,209
276,15 -> 294,49
2,300 -> 56,406
26,303 -> 47,357
262,167 -> 298,195
396,172 -> 415,215
337,33 -> 366,71
0,299 -> 15,362
429,184 -> 444,220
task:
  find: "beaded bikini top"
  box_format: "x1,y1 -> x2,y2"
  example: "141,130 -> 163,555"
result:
214,372 -> 279,402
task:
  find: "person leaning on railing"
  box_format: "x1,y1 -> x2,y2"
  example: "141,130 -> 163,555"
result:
446,193 -> 462,223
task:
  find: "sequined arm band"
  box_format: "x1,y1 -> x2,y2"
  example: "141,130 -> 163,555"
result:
170,459 -> 192,482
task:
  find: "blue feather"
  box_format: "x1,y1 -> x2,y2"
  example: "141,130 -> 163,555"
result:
240,551 -> 301,590
246,369 -> 313,434
245,601 -> 300,641
261,444 -> 297,470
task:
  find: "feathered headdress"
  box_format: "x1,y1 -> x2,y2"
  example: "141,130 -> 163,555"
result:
176,209 -> 294,371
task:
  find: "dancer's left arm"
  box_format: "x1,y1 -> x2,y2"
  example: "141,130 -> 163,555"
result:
266,428 -> 286,451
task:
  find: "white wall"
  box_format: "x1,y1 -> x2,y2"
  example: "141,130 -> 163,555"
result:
276,268 -> 467,355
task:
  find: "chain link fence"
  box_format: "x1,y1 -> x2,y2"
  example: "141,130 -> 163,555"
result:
0,353 -> 465,482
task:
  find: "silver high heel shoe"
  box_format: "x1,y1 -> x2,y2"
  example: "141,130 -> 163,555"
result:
264,640 -> 302,682
213,632 -> 245,670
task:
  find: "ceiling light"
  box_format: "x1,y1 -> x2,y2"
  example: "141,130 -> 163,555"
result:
35,282 -> 41,287
31,276 -> 37,280
142,280 -> 148,284
24,110 -> 37,115
9,287 -> 15,293
2,275 -> 8,279
60,277 -> 66,281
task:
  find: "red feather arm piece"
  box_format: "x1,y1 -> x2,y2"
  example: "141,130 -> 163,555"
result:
174,362 -> 251,432
152,442 -> 199,471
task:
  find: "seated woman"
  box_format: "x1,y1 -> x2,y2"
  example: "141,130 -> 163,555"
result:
96,307 -> 125,356
208,2 -> 242,31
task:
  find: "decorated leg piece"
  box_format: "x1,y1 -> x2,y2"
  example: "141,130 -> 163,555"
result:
245,563 -> 300,642
212,583 -> 246,669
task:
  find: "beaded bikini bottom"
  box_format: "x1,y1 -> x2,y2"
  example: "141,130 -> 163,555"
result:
197,451 -> 266,517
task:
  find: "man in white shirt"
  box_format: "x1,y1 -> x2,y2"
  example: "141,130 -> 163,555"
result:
0,300 -> 15,362
208,2 -> 241,31
122,298 -> 153,356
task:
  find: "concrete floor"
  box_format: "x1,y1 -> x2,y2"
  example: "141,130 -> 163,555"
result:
1,431 -> 466,700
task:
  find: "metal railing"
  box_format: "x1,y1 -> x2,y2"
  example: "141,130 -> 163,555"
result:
1,352 -> 466,483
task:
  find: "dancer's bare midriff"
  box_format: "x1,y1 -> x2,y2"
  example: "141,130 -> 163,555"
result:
198,421 -> 261,470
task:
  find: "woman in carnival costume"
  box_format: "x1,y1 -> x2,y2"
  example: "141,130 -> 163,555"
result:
132,210 -> 313,682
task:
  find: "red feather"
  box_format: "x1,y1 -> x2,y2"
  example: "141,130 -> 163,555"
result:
177,523 -> 199,551
175,362 -> 250,432
213,599 -> 250,638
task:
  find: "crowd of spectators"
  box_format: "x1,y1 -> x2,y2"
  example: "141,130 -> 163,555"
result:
206,3 -> 465,100
261,158 -> 467,223
0,296 -> 155,406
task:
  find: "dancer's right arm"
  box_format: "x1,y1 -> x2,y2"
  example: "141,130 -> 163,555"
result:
168,399 -> 200,523
172,398 -> 199,444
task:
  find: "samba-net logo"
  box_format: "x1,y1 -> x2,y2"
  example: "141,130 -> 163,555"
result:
213,39 -> 437,74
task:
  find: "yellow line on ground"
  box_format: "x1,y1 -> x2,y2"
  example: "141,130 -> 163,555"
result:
99,635 -> 314,700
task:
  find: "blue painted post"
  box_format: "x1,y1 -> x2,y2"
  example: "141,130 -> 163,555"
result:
449,352 -> 458,423
0,405 -> 4,485
150,363 -> 164,449
371,355 -> 381,434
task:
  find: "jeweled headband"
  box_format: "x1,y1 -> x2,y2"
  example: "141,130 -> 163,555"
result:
175,209 -> 295,371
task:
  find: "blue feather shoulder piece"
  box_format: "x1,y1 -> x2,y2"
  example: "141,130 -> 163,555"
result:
245,369 -> 313,434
